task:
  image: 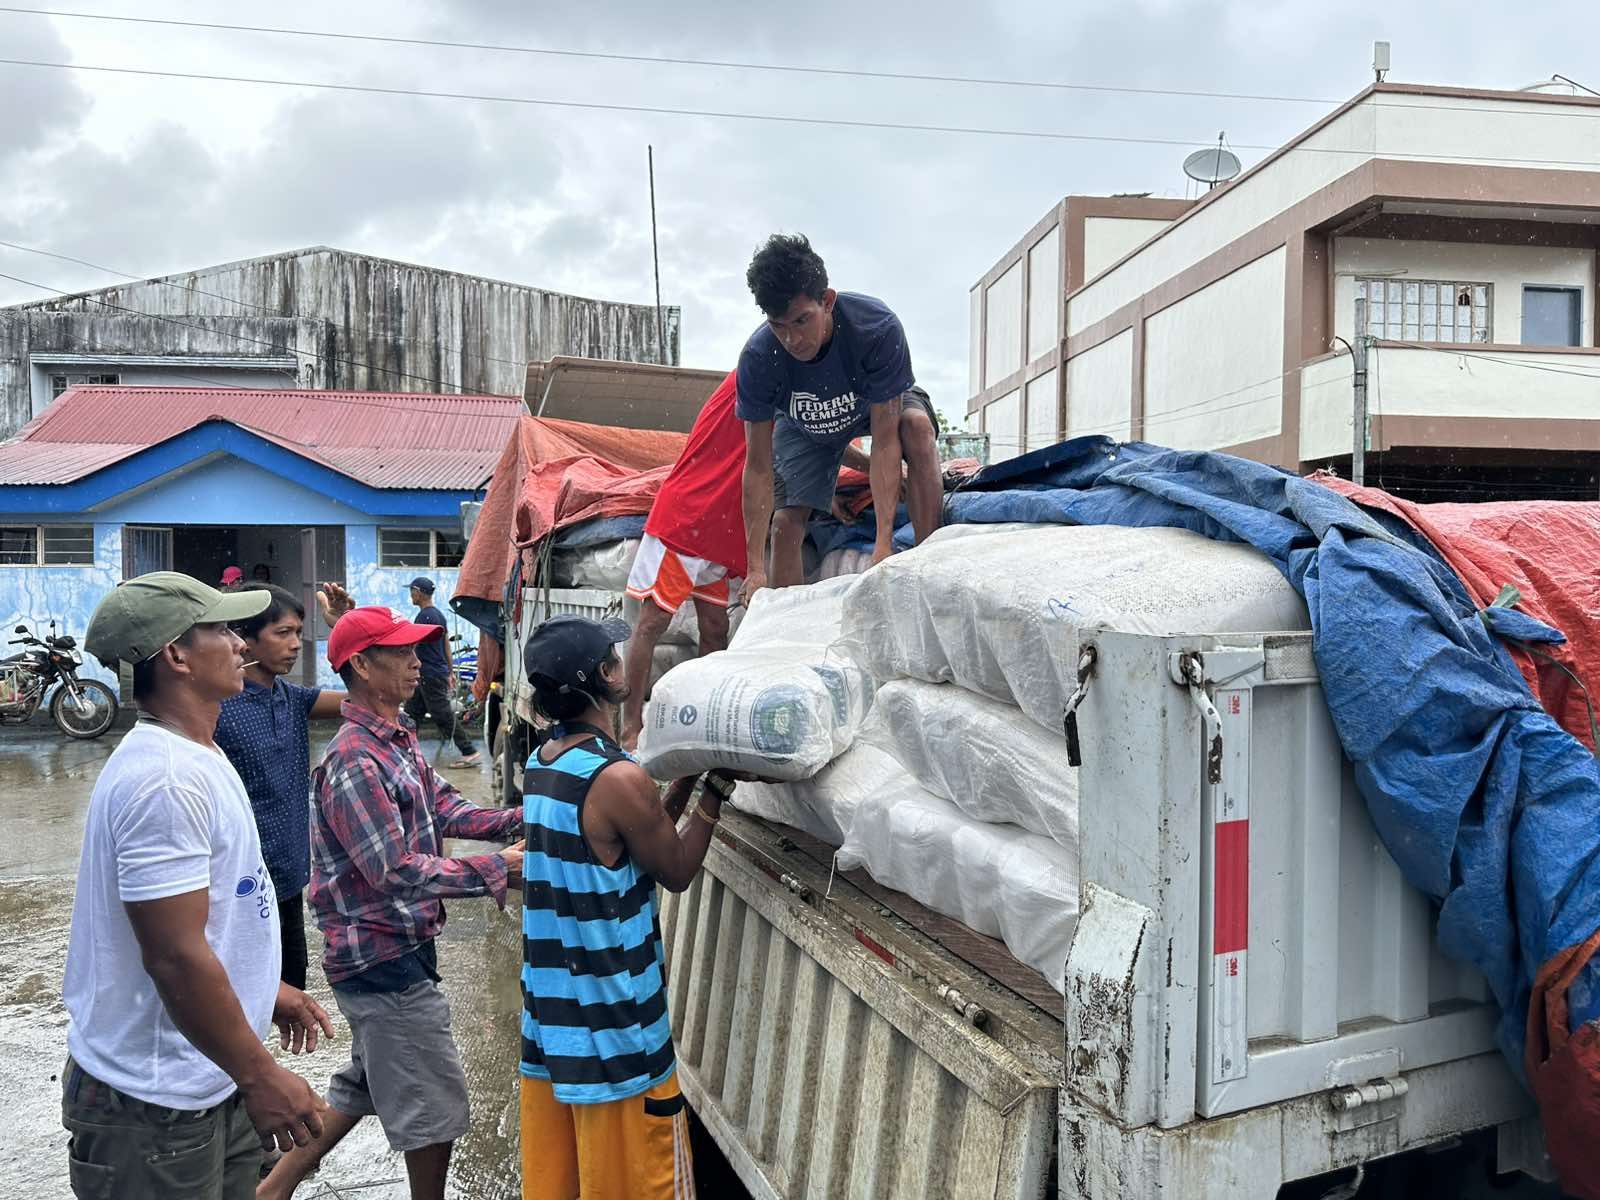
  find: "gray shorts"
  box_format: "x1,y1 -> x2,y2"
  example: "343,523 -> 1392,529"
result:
773,386 -> 937,514
327,980 -> 471,1152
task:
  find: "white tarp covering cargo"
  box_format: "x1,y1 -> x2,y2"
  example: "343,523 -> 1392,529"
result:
842,524 -> 1310,731
637,577 -> 870,781
863,677 -> 1078,851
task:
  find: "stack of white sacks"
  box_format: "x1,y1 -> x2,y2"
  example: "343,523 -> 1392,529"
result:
637,523 -> 1312,995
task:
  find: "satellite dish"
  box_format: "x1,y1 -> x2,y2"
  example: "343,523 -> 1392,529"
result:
1183,145 -> 1242,188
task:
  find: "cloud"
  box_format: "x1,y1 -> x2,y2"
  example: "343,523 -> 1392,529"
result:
1,0 -> 1595,421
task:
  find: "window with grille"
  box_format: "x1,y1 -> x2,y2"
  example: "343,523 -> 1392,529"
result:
49,372 -> 120,400
1357,279 -> 1490,344
378,528 -> 436,568
0,525 -> 93,565
434,531 -> 465,568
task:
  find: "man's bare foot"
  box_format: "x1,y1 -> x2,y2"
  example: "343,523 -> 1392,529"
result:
619,723 -> 641,753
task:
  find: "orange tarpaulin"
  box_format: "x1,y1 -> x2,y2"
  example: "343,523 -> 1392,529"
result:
1318,474 -> 1600,750
454,414 -> 687,700
455,414 -> 686,609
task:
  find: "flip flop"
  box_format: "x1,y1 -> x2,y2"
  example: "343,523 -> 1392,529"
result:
448,754 -> 482,769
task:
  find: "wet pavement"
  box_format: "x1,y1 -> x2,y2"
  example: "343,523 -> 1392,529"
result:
0,718 -> 524,1200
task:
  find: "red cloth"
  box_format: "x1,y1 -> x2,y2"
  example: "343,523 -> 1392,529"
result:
1527,929 -> 1600,1199
643,371 -> 747,575
453,414 -> 687,610
1318,475 -> 1600,751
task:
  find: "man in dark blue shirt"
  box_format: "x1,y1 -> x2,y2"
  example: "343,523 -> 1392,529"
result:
406,577 -> 479,768
736,234 -> 942,602
215,581 -> 353,989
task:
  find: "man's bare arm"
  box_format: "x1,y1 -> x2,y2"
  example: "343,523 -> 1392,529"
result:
867,398 -> 904,563
741,419 -> 776,604
125,891 -> 326,1150
585,765 -> 720,893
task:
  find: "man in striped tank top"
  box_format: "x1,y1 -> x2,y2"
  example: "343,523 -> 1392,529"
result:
519,614 -> 734,1200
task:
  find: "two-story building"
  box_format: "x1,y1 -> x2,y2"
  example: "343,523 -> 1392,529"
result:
969,82 -> 1600,499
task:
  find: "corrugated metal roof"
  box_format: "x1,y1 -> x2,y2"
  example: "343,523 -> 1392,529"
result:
2,386 -> 523,490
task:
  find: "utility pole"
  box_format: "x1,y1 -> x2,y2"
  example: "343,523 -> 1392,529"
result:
648,145 -> 666,365
1352,296 -> 1370,487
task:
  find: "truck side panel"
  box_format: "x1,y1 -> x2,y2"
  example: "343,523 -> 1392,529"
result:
662,835 -> 1059,1200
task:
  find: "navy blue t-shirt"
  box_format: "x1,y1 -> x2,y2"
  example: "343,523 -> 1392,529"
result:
215,677 -> 321,898
414,604 -> 450,679
735,292 -> 914,444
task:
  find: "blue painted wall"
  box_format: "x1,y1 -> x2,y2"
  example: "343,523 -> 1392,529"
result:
0,524 -> 123,687
95,456 -> 372,525
312,525 -> 476,690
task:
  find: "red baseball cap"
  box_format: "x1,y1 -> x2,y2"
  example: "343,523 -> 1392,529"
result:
327,605 -> 444,671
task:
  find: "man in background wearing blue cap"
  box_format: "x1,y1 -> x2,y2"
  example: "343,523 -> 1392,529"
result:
517,614 -> 733,1200
405,576 -> 479,768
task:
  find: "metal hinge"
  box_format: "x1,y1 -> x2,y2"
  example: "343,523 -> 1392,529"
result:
1329,1075 -> 1409,1113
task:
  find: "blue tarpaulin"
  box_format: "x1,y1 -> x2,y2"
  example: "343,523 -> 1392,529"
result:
873,436 -> 1600,1072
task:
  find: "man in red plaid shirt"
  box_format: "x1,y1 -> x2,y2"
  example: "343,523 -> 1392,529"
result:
260,607 -> 522,1200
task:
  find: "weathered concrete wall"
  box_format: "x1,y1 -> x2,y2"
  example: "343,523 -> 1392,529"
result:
2,247 -> 681,436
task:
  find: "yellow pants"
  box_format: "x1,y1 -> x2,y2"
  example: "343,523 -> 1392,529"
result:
520,1073 -> 696,1200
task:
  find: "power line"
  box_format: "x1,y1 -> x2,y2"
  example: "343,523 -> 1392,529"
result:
0,5 -> 1346,107
6,56 -> 1599,170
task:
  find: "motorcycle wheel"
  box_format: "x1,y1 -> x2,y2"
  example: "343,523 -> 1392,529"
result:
52,680 -> 119,739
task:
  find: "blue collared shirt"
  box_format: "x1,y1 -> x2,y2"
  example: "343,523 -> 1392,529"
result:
215,677 -> 321,898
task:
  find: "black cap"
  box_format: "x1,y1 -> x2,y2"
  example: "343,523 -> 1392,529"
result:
523,614 -> 632,695
408,576 -> 436,594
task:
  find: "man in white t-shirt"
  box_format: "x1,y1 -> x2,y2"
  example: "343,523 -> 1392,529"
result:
62,572 -> 335,1199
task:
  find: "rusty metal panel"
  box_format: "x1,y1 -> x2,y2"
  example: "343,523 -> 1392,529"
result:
662,840 -> 1057,1200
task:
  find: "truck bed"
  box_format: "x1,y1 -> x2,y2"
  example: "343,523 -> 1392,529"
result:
661,809 -> 1064,1200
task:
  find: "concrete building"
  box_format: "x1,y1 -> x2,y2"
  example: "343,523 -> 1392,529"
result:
0,385 -> 524,690
969,82 -> 1600,497
0,245 -> 680,437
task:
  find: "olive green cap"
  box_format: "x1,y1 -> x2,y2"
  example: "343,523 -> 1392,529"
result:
86,571 -> 271,664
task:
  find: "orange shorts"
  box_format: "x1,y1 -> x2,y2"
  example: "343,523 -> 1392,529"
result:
625,534 -> 732,614
520,1072 -> 695,1200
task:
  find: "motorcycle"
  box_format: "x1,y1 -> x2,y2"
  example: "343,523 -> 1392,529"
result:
1,621 -> 120,739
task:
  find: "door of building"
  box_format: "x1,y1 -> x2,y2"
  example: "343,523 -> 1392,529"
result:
298,526 -> 346,686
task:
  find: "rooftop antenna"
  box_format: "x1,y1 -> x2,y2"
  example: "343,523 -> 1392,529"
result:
1182,134 -> 1242,193
1373,41 -> 1391,84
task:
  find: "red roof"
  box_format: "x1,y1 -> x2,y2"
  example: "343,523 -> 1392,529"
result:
1,386 -> 523,490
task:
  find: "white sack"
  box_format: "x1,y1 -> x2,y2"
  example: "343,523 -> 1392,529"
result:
863,679 -> 1078,851
550,538 -> 641,591
836,761 -> 1078,994
843,524 -> 1308,732
636,577 -> 870,780
730,740 -> 898,845
811,547 -> 873,582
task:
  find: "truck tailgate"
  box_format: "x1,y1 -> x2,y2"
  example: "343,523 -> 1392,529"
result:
661,811 -> 1062,1200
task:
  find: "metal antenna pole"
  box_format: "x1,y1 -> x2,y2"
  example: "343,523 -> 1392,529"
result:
648,145 -> 666,365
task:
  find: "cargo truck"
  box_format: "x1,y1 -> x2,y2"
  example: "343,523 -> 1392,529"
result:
500,584 -> 1556,1198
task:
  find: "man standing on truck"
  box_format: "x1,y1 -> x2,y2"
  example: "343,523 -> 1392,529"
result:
519,613 -> 736,1200
619,369 -> 877,750
738,233 -> 943,604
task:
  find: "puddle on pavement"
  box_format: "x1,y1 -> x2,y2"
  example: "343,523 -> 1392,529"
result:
0,722 -> 523,1199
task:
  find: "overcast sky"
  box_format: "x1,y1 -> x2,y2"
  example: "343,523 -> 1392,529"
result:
0,1 -> 1590,420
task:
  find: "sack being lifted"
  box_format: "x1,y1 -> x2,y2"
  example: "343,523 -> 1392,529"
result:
636,577 -> 872,781
842,524 -> 1310,732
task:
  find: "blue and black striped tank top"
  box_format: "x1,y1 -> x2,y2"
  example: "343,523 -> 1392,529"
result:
519,727 -> 675,1104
